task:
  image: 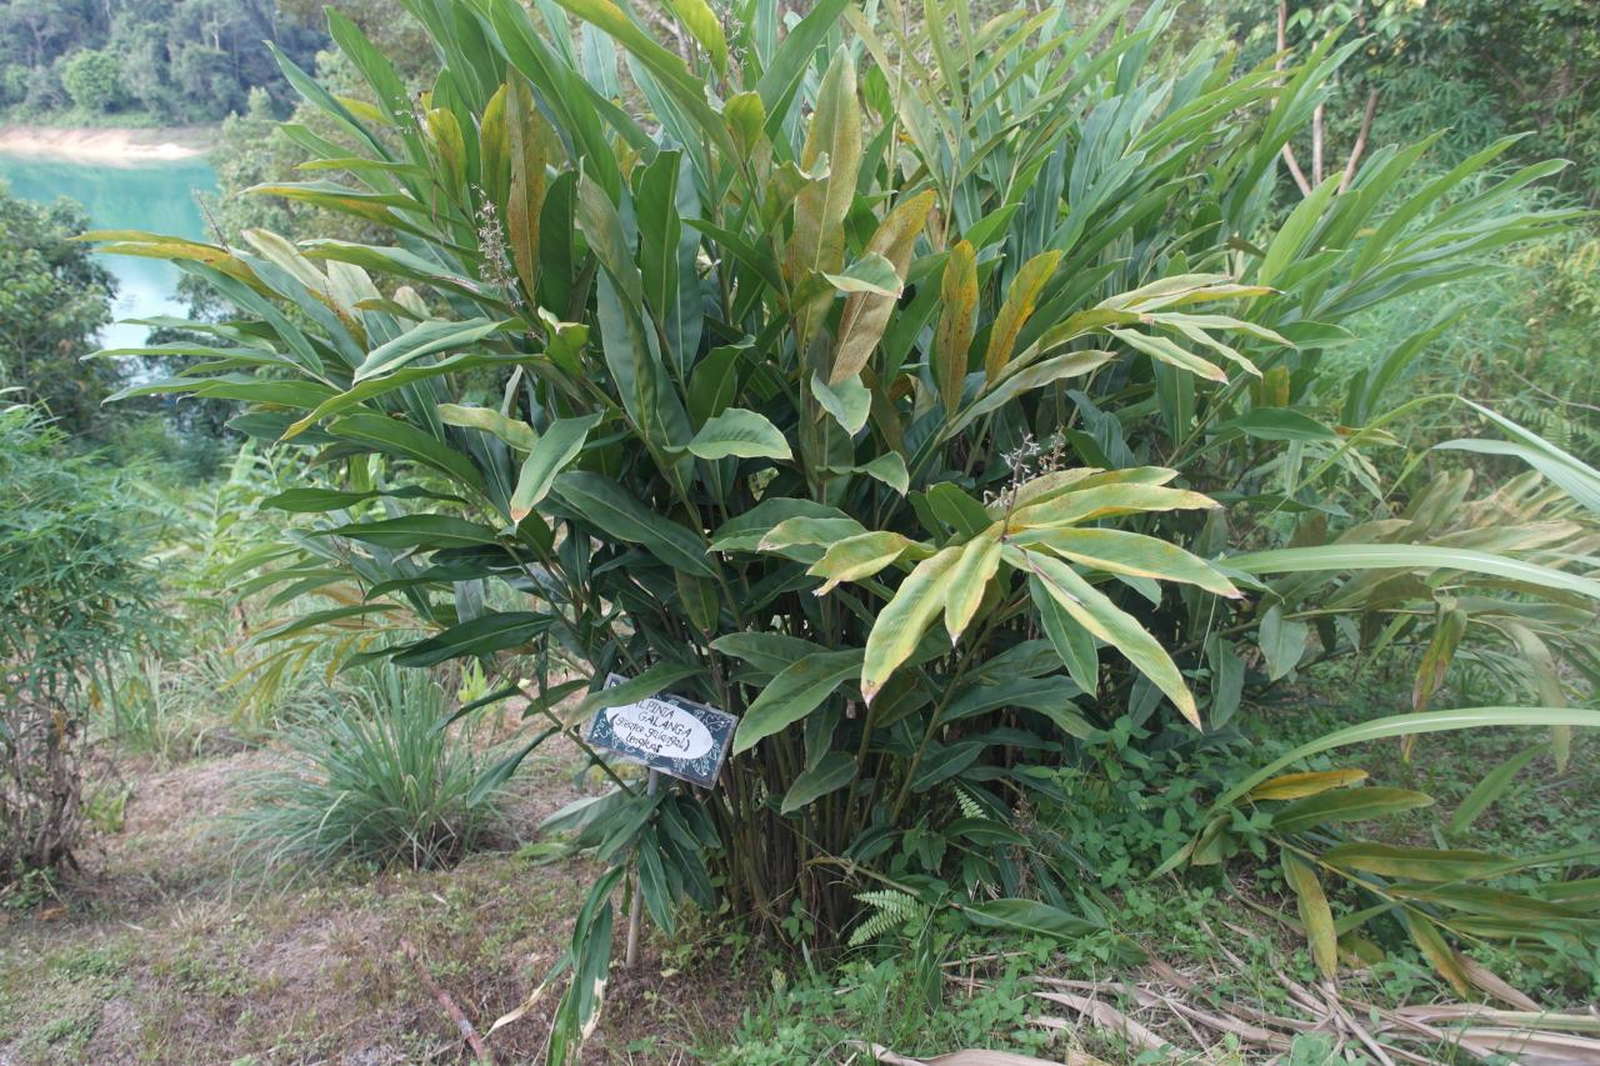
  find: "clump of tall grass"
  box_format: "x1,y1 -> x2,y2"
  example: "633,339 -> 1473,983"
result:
231,664 -> 503,874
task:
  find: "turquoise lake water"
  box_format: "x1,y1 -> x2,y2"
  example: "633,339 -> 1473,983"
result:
0,153 -> 218,348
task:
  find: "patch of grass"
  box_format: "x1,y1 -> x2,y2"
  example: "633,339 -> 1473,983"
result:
714,952 -> 1055,1065
230,663 -> 505,874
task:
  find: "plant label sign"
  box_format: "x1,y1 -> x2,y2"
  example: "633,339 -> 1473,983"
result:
583,675 -> 736,788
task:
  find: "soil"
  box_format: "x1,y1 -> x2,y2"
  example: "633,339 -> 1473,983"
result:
0,736 -> 758,1065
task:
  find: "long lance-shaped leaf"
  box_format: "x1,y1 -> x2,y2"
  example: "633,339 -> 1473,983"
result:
1213,707 -> 1600,809
807,531 -> 921,595
934,240 -> 978,414
550,471 -> 715,577
505,74 -> 557,308
1282,853 -> 1338,981
1438,400 -> 1600,517
830,190 -> 937,384
734,650 -> 863,754
1014,546 -> 1199,727
861,546 -> 963,704
1012,527 -> 1241,598
785,46 -> 861,344
550,0 -> 734,156
1224,544 -> 1600,602
510,414 -> 602,521
984,250 -> 1062,382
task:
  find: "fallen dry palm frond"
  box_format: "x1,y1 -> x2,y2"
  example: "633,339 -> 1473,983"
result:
848,1041 -> 1111,1066
941,963 -> 1600,1065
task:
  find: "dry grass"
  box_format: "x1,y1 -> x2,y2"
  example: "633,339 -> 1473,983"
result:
0,735 -> 758,1065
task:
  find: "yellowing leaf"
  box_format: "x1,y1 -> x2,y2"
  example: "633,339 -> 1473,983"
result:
506,75 -> 557,308
1248,769 -> 1369,801
808,531 -> 921,595
944,532 -> 1003,642
831,190 -> 937,384
862,546 -> 963,703
984,250 -> 1061,381
1413,607 -> 1469,712
1014,527 -> 1240,598
935,240 -> 978,414
665,0 -> 728,75
1016,546 -> 1199,727
1283,853 -> 1338,980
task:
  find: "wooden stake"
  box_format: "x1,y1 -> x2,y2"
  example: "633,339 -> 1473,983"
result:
625,769 -> 659,969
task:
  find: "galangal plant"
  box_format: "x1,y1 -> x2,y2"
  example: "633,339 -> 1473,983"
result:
97,0 -> 1598,1053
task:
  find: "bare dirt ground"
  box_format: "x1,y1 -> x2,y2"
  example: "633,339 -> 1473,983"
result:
0,738 -> 756,1065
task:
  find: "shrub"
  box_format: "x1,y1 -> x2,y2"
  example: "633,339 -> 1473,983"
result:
60,49 -> 124,113
231,663 -> 502,873
0,404 -> 158,888
100,0 -> 1599,1053
0,184 -> 119,436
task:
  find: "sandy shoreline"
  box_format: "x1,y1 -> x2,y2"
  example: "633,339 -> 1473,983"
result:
0,125 -> 216,164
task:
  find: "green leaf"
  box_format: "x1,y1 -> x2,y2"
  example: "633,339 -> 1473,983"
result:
1322,843 -> 1514,882
709,498 -> 851,552
1438,401 -> 1600,516
733,650 -> 863,754
1030,575 -> 1098,696
263,487 -> 373,512
438,404 -> 539,452
510,414 -> 602,521
324,514 -> 501,549
780,752 -> 857,814
823,252 -> 902,296
1225,407 -> 1338,442
711,632 -> 828,677
1213,707 -> 1600,809
685,408 -> 792,461
551,471 -> 715,577
353,317 -> 504,381
1271,788 -> 1435,833
824,453 -> 910,496
1017,547 -> 1198,727
392,611 -> 554,667
811,372 -> 871,435
1448,745 -> 1545,836
1014,527 -> 1240,598
757,516 -> 870,556
1259,605 -> 1310,682
1225,544 -> 1600,603
963,899 -> 1109,942
326,412 -> 488,495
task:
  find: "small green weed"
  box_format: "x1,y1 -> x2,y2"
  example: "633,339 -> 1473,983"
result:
713,952 -> 1053,1064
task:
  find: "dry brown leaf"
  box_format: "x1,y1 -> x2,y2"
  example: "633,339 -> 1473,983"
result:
1394,1006 -> 1600,1033
1456,1027 -> 1600,1066
1032,990 -> 1172,1052
1459,955 -> 1543,1012
849,1043 -> 1069,1066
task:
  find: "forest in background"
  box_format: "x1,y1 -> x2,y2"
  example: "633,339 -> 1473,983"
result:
0,0 -> 324,123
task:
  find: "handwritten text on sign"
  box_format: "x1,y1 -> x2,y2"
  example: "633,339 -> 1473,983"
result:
582,676 -> 735,788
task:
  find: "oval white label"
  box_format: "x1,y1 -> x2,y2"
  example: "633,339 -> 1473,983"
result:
605,698 -> 715,760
